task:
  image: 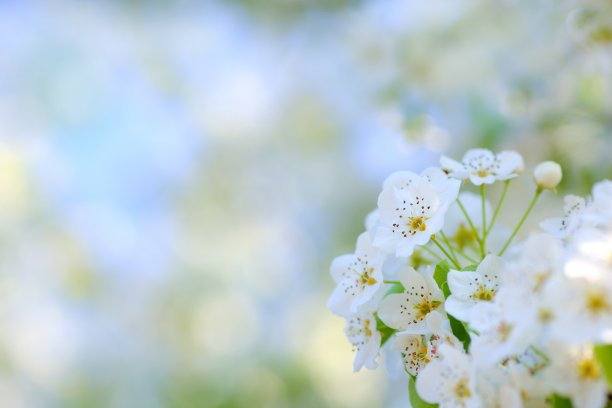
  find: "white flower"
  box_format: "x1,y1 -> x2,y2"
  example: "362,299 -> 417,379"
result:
546,273 -> 612,344
493,235 -> 567,344
391,311 -> 460,376
440,149 -> 523,186
540,195 -> 586,239
328,232 -> 385,317
554,228 -> 612,343
443,192 -> 491,251
468,299 -> 535,366
426,310 -> 462,352
378,266 -> 444,333
392,334 -> 432,376
364,208 -> 380,237
543,343 -> 608,408
416,344 -> 481,408
584,179 -> 612,227
477,362 -> 550,408
374,168 -> 460,257
445,255 -> 503,321
345,312 -> 381,372
504,233 -> 564,292
533,161 -> 562,190
564,227 -> 612,282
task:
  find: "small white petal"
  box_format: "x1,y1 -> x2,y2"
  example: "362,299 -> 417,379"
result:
495,150 -> 524,175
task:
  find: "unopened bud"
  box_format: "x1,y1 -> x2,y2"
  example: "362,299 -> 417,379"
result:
533,161 -> 562,190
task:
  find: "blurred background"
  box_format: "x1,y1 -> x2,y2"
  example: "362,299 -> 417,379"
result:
0,0 -> 610,407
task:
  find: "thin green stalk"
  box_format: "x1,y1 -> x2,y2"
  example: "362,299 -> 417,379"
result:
384,280 -> 401,285
486,180 -> 510,237
457,198 -> 485,259
421,245 -> 444,262
498,187 -> 543,256
450,246 -> 478,264
439,230 -> 462,269
431,236 -> 461,269
480,184 -> 487,241
529,345 -> 551,364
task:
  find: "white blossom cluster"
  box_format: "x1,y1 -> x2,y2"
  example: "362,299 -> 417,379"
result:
328,148 -> 612,408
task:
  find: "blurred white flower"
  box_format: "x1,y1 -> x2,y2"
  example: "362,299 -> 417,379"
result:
544,343 -> 608,408
416,344 -> 481,408
547,273 -> 612,344
585,179 -> 612,227
540,195 -> 586,239
443,192 -> 491,251
468,299 -> 534,367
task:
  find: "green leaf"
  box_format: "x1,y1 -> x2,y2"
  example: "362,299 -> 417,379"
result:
376,316 -> 397,347
549,394 -> 573,408
385,283 -> 404,297
594,344 -> 612,390
448,314 -> 471,352
433,261 -> 450,297
408,376 -> 437,408
461,264 -> 479,271
433,260 -> 471,351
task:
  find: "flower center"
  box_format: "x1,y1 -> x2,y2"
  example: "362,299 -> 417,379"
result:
472,284 -> 496,301
453,378 -> 471,399
413,299 -> 441,320
405,343 -> 430,365
585,291 -> 609,316
591,26 -> 612,44
532,271 -> 550,292
577,357 -> 601,381
407,216 -> 427,233
477,169 -> 489,177
363,319 -> 373,338
359,267 -> 377,286
453,223 -> 477,249
537,308 -> 554,324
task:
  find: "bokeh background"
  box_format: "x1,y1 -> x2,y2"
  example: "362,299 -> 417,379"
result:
0,0 -> 611,407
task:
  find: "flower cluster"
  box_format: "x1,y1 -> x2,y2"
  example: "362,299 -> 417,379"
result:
328,148 -> 612,408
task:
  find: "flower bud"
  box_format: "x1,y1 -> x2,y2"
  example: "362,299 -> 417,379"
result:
533,161 -> 562,190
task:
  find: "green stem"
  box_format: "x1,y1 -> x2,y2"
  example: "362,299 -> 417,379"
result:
421,245 -> 444,262
498,187 -> 543,256
480,184 -> 487,243
486,180 -> 510,237
431,236 -> 461,269
439,230 -> 462,269
383,280 -> 401,285
529,345 -> 550,364
450,246 -> 478,264
457,198 -> 485,259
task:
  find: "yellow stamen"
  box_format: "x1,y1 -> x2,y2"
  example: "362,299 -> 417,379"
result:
364,319 -> 373,337
585,291 -> 609,316
359,267 -> 378,286
453,223 -> 476,250
407,216 -> 427,232
472,284 -> 495,301
453,378 -> 471,399
413,299 -> 441,320
577,357 -> 601,381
